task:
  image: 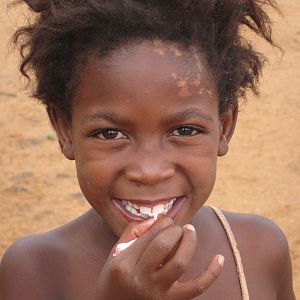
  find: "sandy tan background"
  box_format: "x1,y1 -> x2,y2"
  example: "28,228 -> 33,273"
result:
0,0 -> 299,297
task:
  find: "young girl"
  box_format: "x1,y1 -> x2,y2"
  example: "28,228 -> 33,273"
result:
0,0 -> 296,299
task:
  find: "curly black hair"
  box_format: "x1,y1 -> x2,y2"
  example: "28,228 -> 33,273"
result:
13,0 -> 279,119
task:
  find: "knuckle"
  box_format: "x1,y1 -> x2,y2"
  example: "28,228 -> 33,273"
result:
148,218 -> 174,237
192,284 -> 206,295
130,276 -> 157,300
172,259 -> 187,274
131,274 -> 143,289
173,224 -> 183,233
146,228 -> 160,241
207,268 -> 219,280
152,239 -> 172,253
110,260 -> 130,278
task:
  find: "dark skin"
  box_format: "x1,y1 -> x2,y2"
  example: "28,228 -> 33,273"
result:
0,41 -> 295,300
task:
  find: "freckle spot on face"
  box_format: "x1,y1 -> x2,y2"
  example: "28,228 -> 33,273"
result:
152,40 -> 188,58
198,88 -> 214,97
206,90 -> 213,96
193,51 -> 204,73
192,79 -> 201,87
172,48 -> 184,57
178,82 -> 193,98
177,80 -> 187,88
178,87 -> 192,98
198,88 -> 205,95
171,72 -> 177,80
152,48 -> 165,56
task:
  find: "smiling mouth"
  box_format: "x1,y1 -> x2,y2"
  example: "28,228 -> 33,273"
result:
113,196 -> 185,221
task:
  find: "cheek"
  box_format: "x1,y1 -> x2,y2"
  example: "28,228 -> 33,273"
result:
191,156 -> 217,192
176,147 -> 218,196
75,159 -> 128,235
75,159 -> 117,204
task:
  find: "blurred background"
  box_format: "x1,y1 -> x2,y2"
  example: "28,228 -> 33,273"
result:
0,0 -> 299,296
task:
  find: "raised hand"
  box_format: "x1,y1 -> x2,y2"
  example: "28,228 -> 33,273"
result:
95,216 -> 224,300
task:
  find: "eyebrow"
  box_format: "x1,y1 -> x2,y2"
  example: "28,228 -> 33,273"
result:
166,108 -> 214,124
83,112 -> 125,124
83,108 -> 213,125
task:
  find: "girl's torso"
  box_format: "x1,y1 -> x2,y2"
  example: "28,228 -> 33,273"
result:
16,206 -> 282,300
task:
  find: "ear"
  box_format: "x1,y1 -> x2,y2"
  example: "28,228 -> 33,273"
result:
47,105 -> 75,160
218,104 -> 238,157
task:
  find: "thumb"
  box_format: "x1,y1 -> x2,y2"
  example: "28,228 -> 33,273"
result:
112,218 -> 155,256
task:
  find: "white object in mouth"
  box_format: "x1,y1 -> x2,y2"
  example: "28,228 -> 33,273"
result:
113,238 -> 137,256
121,198 -> 176,219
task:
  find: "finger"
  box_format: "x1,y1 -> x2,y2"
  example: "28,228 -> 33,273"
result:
111,215 -> 174,260
118,215 -> 174,261
155,224 -> 197,287
111,218 -> 155,257
118,218 -> 156,243
168,255 -> 224,300
137,224 -> 183,273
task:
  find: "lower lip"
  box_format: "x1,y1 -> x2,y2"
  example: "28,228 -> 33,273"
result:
113,196 -> 186,222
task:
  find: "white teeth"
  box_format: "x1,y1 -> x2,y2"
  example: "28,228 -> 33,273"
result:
153,204 -> 165,220
131,207 -> 138,214
152,204 -> 165,214
140,206 -> 152,215
120,197 -> 178,219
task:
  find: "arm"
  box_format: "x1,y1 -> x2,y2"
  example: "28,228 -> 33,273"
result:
248,215 -> 296,300
275,233 -> 296,300
224,211 -> 296,300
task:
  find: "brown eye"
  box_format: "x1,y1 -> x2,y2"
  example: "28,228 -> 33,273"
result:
171,126 -> 201,136
93,129 -> 127,140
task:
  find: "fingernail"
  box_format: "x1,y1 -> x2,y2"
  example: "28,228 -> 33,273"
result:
183,224 -> 196,232
157,213 -> 165,221
218,255 -> 225,266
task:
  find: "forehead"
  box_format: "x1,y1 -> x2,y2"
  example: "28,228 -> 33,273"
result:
103,40 -> 205,80
73,40 -> 218,111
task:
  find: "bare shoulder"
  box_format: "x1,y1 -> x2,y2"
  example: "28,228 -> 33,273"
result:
0,209 -> 101,300
0,230 -> 67,299
222,210 -> 296,300
222,210 -> 289,254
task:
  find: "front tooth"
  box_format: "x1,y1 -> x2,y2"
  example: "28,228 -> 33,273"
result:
127,201 -> 134,208
126,205 -> 133,212
152,204 -> 165,214
131,208 -> 138,214
140,206 -> 152,215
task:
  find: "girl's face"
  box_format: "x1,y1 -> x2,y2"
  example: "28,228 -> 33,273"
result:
55,40 -> 236,236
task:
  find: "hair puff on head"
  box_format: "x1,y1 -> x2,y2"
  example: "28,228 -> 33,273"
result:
13,0 -> 279,119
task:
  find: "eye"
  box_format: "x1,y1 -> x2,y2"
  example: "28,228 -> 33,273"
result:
92,129 -> 128,140
170,126 -> 203,137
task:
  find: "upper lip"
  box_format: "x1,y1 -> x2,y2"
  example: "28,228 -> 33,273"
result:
113,196 -> 182,206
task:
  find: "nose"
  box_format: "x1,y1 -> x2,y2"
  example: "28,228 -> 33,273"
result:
124,145 -> 175,186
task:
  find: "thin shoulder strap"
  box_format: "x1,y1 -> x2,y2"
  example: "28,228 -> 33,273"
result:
209,206 -> 250,300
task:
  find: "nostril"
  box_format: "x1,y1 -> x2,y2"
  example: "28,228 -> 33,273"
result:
124,164 -> 175,185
